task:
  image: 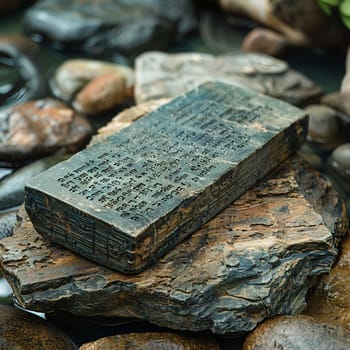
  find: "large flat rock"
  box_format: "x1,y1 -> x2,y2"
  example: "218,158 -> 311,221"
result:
24,82 -> 307,273
135,51 -> 323,106
0,158 -> 347,335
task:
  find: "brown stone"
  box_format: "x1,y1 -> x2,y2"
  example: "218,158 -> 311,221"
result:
0,157 -> 347,334
0,305 -> 77,349
135,51 -> 322,106
73,71 -> 126,115
304,224 -> 350,331
242,28 -> 291,56
50,59 -> 134,102
0,98 -> 93,162
79,332 -> 220,350
243,315 -> 350,350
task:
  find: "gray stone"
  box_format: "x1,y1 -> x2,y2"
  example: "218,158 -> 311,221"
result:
0,155 -> 69,211
25,82 -> 307,273
0,213 -> 17,240
0,157 -> 347,334
0,35 -> 47,108
0,98 -> 93,162
243,315 -> 350,350
24,0 -> 197,55
135,52 -> 322,106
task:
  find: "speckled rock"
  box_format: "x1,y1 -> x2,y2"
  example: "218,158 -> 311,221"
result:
89,98 -> 170,145
50,59 -> 134,102
24,0 -> 197,55
73,71 -> 126,115
0,305 -> 77,349
0,213 -> 17,240
79,332 -> 220,350
243,315 -> 350,350
135,51 -> 322,106
0,155 -> 69,211
0,98 -> 92,162
0,35 -> 46,108
305,104 -> 346,151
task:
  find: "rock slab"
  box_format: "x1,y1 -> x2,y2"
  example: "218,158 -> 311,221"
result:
135,51 -> 323,106
1,158 -> 348,334
25,82 -> 307,273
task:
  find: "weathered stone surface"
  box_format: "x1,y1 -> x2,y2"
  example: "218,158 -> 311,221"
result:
25,82 -> 307,273
304,231 -> 350,331
73,71 -> 126,115
24,0 -> 197,55
0,155 -> 69,211
305,104 -> 346,151
0,213 -> 17,240
135,52 -> 323,106
79,332 -> 220,350
243,315 -> 350,350
1,157 -> 348,334
89,99 -> 170,145
50,59 -> 134,102
0,305 -> 77,349
0,35 -> 46,108
0,98 -> 93,162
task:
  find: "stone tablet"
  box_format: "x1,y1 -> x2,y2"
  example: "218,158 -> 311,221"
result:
25,82 -> 307,273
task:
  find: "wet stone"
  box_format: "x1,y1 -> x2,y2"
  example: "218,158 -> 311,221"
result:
0,35 -> 46,108
0,305 -> 77,349
1,157 -> 347,334
79,332 -> 220,350
50,59 -> 134,103
24,0 -> 197,55
243,315 -> 350,350
135,51 -> 323,106
25,82 -> 307,273
0,155 -> 69,211
305,104 -> 346,151
0,98 -> 93,163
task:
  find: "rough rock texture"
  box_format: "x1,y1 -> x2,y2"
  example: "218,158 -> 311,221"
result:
0,98 -> 93,162
304,226 -> 350,331
135,52 -> 322,106
73,71 -> 126,115
243,315 -> 350,350
24,0 -> 197,55
0,35 -> 46,108
79,332 -> 220,350
0,305 -> 77,349
89,99 -> 170,145
0,213 -> 17,240
50,59 -> 134,103
0,157 -> 348,334
24,82 -> 308,273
